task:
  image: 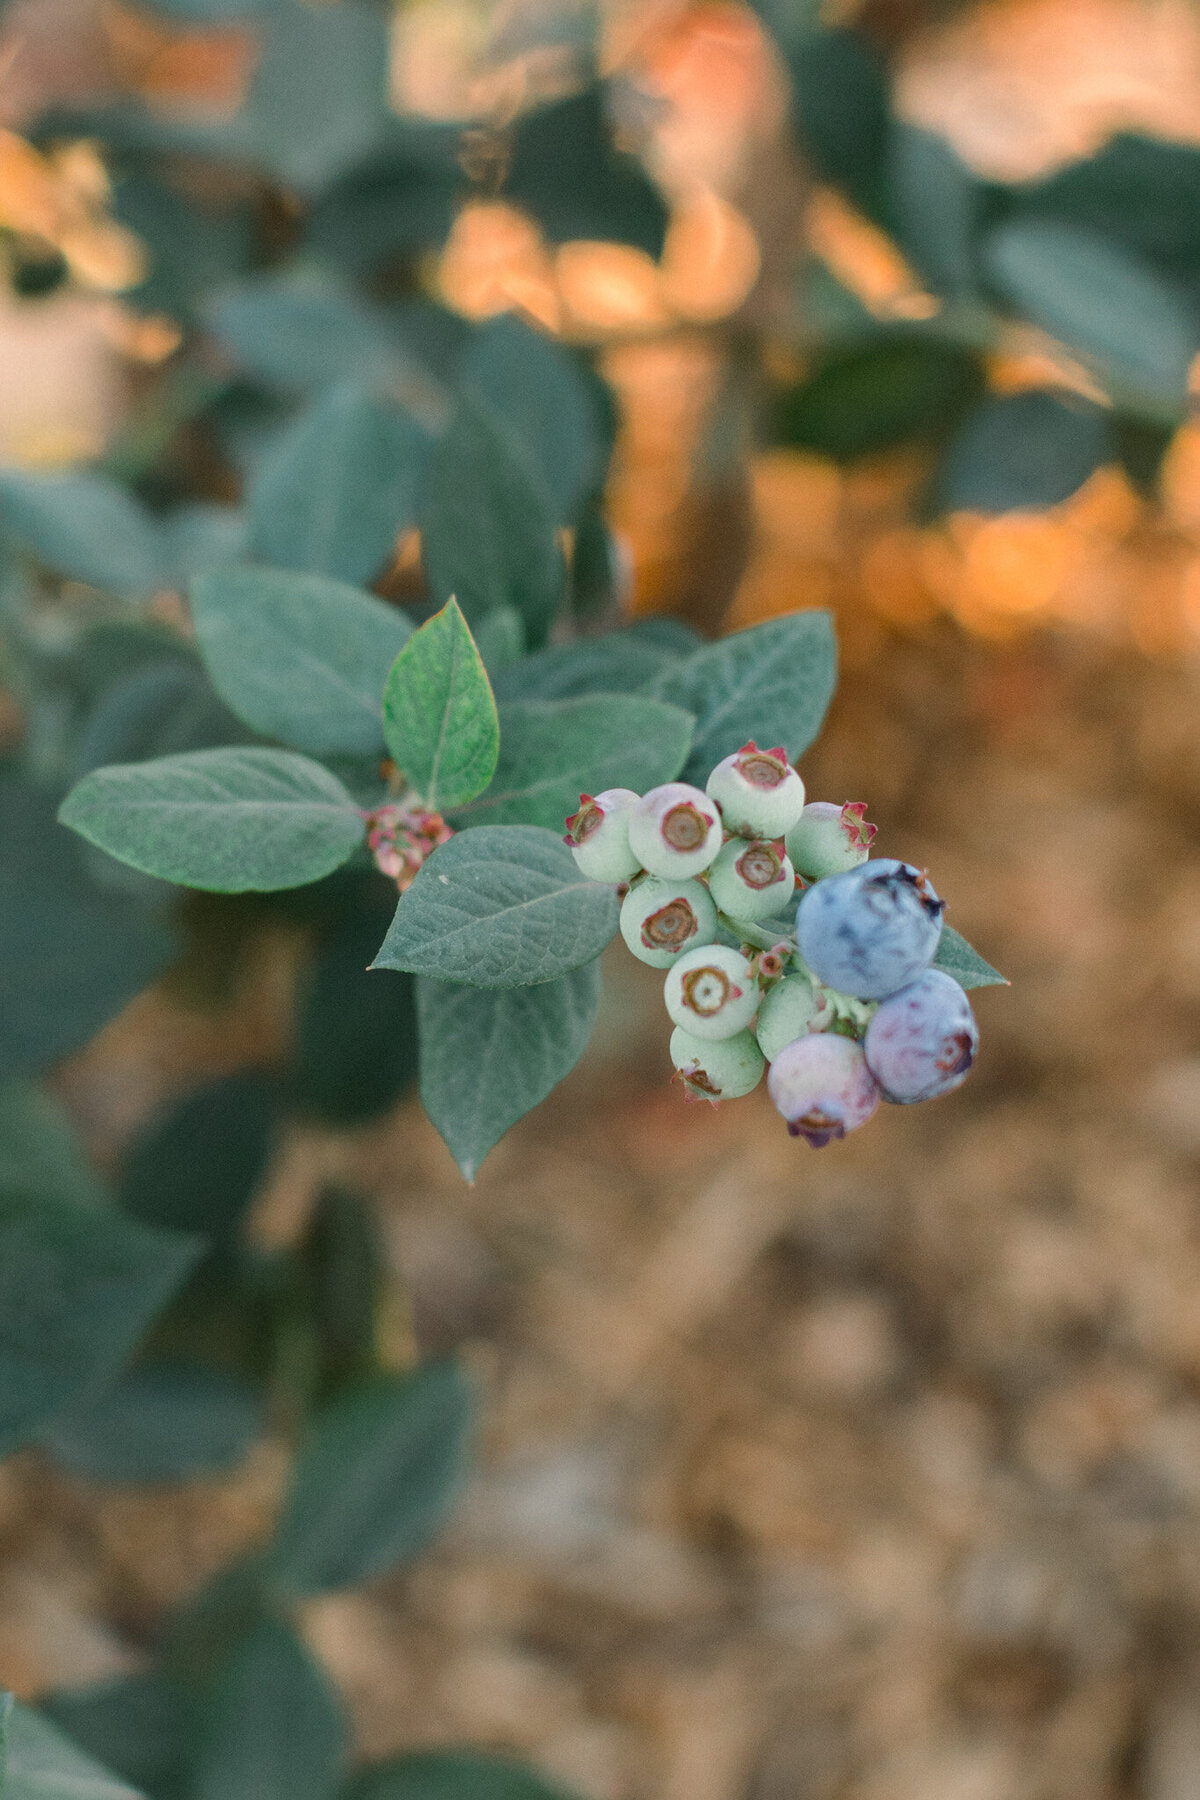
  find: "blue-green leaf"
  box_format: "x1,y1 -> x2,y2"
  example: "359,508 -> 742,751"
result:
0,471 -> 163,595
192,1620 -> 346,1800
4,1700 -> 145,1800
382,599 -> 499,811
932,924 -> 1007,990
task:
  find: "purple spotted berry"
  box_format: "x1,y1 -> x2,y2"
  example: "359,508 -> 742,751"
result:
767,1033 -> 880,1146
664,944 -> 758,1040
795,858 -> 944,1000
565,788 -> 641,882
705,742 -> 805,838
620,876 -> 718,969
864,968 -> 977,1104
627,782 -> 722,880
785,800 -> 876,881
706,836 -> 795,923
754,971 -> 828,1061
670,1026 -> 764,1101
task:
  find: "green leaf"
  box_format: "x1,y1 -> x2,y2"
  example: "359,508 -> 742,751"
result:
490,627 -> 684,704
372,826 -> 618,988
348,1752 -> 579,1800
192,1620 -> 346,1800
0,1080 -> 106,1211
0,777 -> 171,1080
418,963 -> 601,1180
504,83 -> 669,256
39,1361 -> 261,1483
472,606 -> 526,677
0,470 -> 163,595
247,384 -> 429,586
190,566 -> 412,756
59,748 -> 365,893
932,924 -> 1007,990
984,219 -> 1196,416
382,599 -> 499,811
421,403 -> 565,646
290,900 -> 419,1126
208,275 -> 407,390
888,124 -> 979,297
158,1556 -> 272,1688
40,1675 -> 191,1800
934,391 -> 1113,515
0,1196 -> 199,1457
774,340 -> 983,461
236,0 -> 391,192
1010,132 -> 1200,278
647,611 -> 837,783
120,1072 -> 275,1244
270,1363 -> 472,1595
4,1701 -> 145,1800
454,695 -> 693,831
784,26 -> 889,218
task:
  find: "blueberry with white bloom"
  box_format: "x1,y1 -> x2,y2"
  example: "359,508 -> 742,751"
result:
864,967 -> 977,1103
664,945 -> 758,1040
564,789 -> 641,882
670,1026 -> 764,1100
795,858 -> 944,1000
627,783 -> 722,880
767,1033 -> 880,1146
620,876 -> 718,969
705,742 -> 805,838
706,836 -> 795,923
785,800 -> 875,882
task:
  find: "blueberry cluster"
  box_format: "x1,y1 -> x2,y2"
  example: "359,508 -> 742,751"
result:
565,744 -> 980,1147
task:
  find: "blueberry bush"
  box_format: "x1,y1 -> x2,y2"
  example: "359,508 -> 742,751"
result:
13,0 -> 1200,1789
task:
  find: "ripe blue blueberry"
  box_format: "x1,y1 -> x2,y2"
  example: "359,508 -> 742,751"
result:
785,800 -> 876,881
670,1026 -> 764,1100
628,782 -> 722,880
863,967 -> 978,1104
754,971 -> 828,1061
664,945 -> 759,1040
564,788 -> 641,882
620,876 -> 718,968
767,1033 -> 880,1146
795,858 -> 944,1000
706,836 -> 795,923
705,742 -> 806,838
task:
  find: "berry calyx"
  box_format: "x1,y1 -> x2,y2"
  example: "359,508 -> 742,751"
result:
705,741 -> 806,838
785,800 -> 877,881
795,857 -> 944,1000
628,783 -> 722,879
619,876 -> 718,969
564,787 -> 642,882
664,945 -> 759,1040
863,967 -> 978,1103
706,836 -> 795,923
767,1033 -> 880,1146
669,1026 -> 764,1101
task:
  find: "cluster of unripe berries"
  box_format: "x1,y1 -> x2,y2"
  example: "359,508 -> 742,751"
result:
565,744 -> 979,1147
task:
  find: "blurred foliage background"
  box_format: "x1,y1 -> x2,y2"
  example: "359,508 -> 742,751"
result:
8,0 -> 1200,1797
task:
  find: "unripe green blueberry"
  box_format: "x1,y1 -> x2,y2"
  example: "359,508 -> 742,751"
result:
706,836 -> 795,922
705,742 -> 806,838
670,1026 -> 764,1100
754,972 -> 828,1061
564,788 -> 641,881
628,782 -> 722,879
620,876 -> 718,968
785,800 -> 876,881
664,944 -> 759,1040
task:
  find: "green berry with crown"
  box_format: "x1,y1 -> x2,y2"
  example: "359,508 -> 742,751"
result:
664,944 -> 759,1040
705,742 -> 806,838
620,875 -> 718,968
670,1026 -> 764,1100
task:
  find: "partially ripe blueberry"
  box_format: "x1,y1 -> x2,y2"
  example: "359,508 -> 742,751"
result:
767,1033 -> 880,1146
785,801 -> 876,881
628,783 -> 722,879
565,788 -> 641,882
795,858 -> 944,1000
706,836 -> 795,923
670,1026 -> 764,1100
664,944 -> 759,1040
705,742 -> 806,838
620,876 -> 718,968
864,967 -> 977,1104
754,971 -> 828,1061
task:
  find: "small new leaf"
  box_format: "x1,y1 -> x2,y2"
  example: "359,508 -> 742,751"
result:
382,598 -> 499,812
372,826 -> 618,988
59,748 -> 365,893
270,1363 -> 472,1594
933,924 -> 1008,990
418,962 -> 601,1178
